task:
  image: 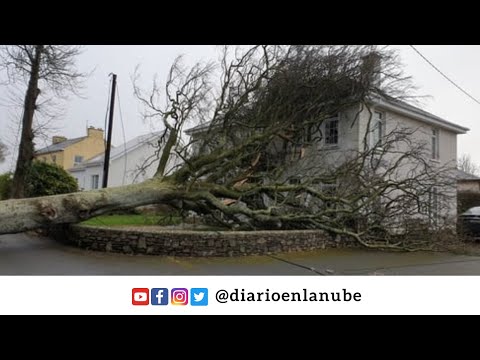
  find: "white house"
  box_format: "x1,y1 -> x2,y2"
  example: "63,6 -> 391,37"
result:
186,95 -> 469,226
69,131 -> 182,190
325,96 -> 468,223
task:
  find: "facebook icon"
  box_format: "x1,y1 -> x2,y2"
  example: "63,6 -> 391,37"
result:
151,288 -> 169,306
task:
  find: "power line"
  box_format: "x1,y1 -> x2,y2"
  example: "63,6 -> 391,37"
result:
116,82 -> 128,186
409,45 -> 480,106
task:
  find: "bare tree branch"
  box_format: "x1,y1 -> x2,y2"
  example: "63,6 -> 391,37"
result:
458,153 -> 479,176
0,45 -> 88,198
0,45 -> 455,251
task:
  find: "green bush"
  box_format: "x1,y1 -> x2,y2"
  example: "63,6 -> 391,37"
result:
25,161 -> 78,197
0,162 -> 78,200
0,172 -> 12,200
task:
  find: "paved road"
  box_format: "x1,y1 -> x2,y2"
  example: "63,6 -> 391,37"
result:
1,233 -> 480,275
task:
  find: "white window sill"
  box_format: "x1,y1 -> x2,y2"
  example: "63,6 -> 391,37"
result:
430,158 -> 441,164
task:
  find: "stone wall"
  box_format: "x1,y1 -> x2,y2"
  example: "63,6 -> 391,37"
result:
48,224 -> 358,257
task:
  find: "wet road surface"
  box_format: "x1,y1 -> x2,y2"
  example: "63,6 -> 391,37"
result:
1,233 -> 480,275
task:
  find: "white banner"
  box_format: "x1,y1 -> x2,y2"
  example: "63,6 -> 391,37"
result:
0,276 -> 478,315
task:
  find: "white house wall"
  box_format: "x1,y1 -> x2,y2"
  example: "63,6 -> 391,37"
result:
300,103 -> 462,227
69,170 -> 86,191
282,105 -> 362,180
109,142 -> 158,187
70,137 -> 183,191
365,107 -> 458,166
83,165 -> 103,191
359,105 -> 460,223
109,141 -> 182,187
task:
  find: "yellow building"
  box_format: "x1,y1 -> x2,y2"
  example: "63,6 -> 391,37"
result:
34,127 -> 106,170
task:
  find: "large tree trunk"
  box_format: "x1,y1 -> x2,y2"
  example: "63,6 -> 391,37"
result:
155,129 -> 177,177
10,45 -> 43,199
0,179 -> 181,234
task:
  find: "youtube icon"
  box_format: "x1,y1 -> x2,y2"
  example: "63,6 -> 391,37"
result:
132,288 -> 150,306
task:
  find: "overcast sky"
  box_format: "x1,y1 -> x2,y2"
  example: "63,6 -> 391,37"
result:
1,45 -> 479,174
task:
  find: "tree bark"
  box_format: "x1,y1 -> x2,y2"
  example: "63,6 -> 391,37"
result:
155,129 -> 177,177
10,45 -> 43,199
0,179 -> 181,234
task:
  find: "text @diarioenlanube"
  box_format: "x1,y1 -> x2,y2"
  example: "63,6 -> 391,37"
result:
215,288 -> 361,303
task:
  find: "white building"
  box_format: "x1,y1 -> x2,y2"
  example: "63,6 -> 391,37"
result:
69,131 -> 181,190
324,97 -> 468,223
186,96 -> 469,225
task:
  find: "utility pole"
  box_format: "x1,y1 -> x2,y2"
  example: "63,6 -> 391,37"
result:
102,73 -> 117,188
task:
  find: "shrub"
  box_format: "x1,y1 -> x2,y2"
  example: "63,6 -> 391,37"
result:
25,161 -> 78,197
0,162 -> 78,200
0,172 -> 13,200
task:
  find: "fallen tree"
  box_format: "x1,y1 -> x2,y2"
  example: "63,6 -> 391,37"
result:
0,45 -> 457,249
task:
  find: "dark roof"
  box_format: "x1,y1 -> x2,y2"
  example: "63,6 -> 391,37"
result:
185,95 -> 469,135
456,169 -> 480,181
373,95 -> 469,134
35,137 -> 85,155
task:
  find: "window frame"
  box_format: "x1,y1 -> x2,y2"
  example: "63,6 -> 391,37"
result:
324,114 -> 339,146
74,155 -> 84,166
371,111 -> 385,148
431,128 -> 440,160
91,174 -> 99,190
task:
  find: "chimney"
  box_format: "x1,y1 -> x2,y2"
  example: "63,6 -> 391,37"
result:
87,126 -> 104,139
52,136 -> 67,145
361,51 -> 382,87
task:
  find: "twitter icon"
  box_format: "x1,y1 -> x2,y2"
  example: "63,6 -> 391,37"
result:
190,288 -> 208,306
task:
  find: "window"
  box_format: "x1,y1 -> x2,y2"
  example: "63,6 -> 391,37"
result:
431,128 -> 439,160
74,155 -> 84,166
91,175 -> 99,189
371,111 -> 384,147
51,155 -> 56,164
325,117 -> 339,145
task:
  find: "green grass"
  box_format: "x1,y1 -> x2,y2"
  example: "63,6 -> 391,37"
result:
81,214 -> 182,227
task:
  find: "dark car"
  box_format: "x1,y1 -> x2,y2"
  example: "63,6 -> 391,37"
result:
459,207 -> 480,237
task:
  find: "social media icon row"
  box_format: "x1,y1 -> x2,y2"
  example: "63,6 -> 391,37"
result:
132,288 -> 208,306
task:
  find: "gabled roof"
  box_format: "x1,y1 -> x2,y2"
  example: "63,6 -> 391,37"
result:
68,131 -> 164,171
371,95 -> 469,134
35,137 -> 86,155
456,169 -> 480,181
185,96 -> 470,135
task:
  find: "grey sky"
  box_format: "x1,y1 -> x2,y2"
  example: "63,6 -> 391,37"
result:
0,45 -> 479,174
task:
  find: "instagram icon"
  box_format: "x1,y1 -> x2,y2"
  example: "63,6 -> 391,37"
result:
171,288 -> 189,305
